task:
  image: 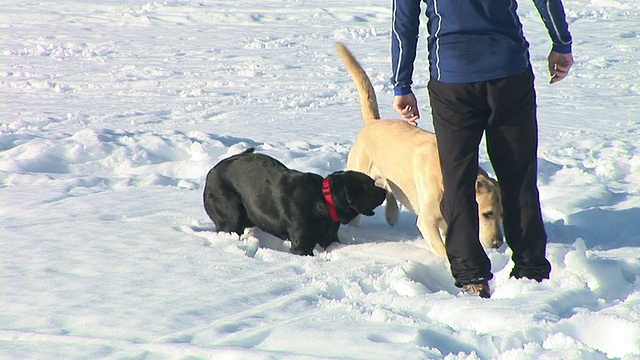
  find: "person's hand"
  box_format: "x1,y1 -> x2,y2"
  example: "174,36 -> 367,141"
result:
393,93 -> 420,126
548,51 -> 574,84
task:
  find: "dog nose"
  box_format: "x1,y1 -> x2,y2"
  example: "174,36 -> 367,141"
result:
492,238 -> 504,248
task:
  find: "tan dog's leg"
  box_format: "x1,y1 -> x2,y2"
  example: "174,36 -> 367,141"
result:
438,219 -> 448,242
416,190 -> 448,257
347,141 -> 371,228
385,191 -> 400,226
417,213 -> 447,258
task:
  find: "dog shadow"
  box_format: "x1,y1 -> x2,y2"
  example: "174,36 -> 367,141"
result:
185,207 -> 418,259
339,208 -> 421,246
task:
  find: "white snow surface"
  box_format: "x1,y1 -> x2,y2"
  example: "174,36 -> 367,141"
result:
2,0 -> 640,359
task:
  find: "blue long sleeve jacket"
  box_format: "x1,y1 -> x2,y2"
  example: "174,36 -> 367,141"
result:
392,0 -> 572,94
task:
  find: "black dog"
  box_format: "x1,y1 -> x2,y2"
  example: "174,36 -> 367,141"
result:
203,148 -> 386,255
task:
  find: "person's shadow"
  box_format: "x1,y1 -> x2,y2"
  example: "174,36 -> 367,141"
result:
546,207 -> 640,250
535,158 -> 640,250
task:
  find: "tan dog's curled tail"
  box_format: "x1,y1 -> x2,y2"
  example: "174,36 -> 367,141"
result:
336,43 -> 380,124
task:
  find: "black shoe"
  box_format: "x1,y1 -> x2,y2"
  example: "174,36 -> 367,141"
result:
460,281 -> 491,298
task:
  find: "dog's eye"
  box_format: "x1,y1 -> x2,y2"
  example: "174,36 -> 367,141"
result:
482,211 -> 494,219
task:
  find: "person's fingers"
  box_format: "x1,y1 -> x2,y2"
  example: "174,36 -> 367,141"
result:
549,52 -> 574,84
555,63 -> 571,75
400,105 -> 412,116
550,73 -> 564,84
550,64 -> 570,83
393,95 -> 420,125
399,105 -> 420,124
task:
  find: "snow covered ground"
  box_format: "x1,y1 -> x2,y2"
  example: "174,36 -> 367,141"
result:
1,0 -> 639,359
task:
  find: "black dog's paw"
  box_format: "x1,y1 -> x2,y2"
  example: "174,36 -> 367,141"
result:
290,247 -> 314,256
319,237 -> 341,249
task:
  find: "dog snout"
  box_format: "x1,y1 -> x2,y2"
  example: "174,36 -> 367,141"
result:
480,236 -> 503,250
479,227 -> 504,249
490,237 -> 504,249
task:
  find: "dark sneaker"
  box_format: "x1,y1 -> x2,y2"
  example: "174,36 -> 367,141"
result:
460,282 -> 491,299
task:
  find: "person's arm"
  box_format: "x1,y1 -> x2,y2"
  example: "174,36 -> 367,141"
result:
391,0 -> 422,123
533,0 -> 572,53
391,0 -> 421,95
532,0 -> 574,83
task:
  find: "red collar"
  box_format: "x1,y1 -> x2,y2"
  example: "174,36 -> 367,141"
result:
322,178 -> 340,223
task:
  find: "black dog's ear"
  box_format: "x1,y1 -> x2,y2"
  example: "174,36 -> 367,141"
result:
342,172 -> 385,216
344,189 -> 374,215
345,186 -> 375,215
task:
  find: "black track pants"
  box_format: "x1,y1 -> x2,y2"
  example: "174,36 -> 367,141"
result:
428,67 -> 551,287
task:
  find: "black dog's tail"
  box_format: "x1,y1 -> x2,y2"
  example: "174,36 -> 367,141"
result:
239,147 -> 255,155
215,147 -> 255,166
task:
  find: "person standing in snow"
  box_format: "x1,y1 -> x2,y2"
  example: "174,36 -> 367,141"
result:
391,0 -> 574,298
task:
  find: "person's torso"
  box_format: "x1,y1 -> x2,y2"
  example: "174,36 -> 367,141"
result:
423,0 -> 530,83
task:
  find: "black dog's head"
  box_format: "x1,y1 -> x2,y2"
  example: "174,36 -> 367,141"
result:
327,171 -> 386,224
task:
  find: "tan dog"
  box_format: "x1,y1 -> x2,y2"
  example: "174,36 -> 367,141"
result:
337,43 -> 504,258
